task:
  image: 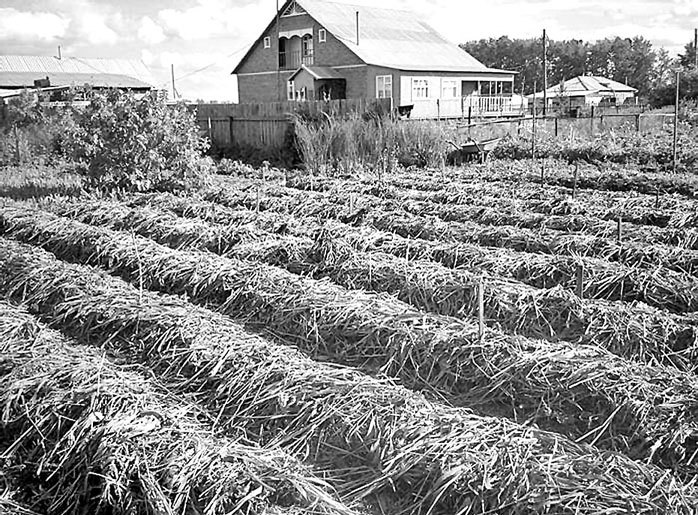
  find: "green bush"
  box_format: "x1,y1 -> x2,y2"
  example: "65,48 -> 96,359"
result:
65,90 -> 211,191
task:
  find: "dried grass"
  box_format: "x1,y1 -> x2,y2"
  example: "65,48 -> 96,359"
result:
0,301 -> 351,515
39,197 -> 698,371
2,207 -> 698,479
0,238 -> 697,514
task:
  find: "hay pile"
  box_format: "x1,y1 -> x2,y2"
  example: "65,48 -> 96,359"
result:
0,240 -> 697,514
0,301 -> 352,515
2,208 -> 698,478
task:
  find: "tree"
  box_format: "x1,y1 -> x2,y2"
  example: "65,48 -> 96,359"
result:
461,35 -> 657,97
679,40 -> 697,69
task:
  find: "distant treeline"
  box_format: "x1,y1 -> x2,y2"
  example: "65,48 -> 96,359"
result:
460,36 -> 698,106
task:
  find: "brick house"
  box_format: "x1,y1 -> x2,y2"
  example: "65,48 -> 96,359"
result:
232,0 -> 524,118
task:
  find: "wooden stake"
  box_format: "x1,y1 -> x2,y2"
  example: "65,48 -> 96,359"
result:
655,189 -> 660,209
617,216 -> 622,244
14,125 -> 23,165
576,264 -> 584,299
477,279 -> 485,343
256,186 -> 260,213
573,163 -> 579,199
673,71 -> 680,173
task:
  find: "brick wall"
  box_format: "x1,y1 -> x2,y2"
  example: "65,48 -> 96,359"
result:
236,11 -> 363,103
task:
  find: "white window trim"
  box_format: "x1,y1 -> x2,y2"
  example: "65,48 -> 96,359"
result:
318,28 -> 326,43
441,79 -> 458,99
376,74 -> 393,99
412,78 -> 430,99
263,36 -> 271,49
287,81 -> 295,101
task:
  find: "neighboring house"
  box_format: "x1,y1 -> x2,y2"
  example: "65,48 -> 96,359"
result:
0,55 -> 155,101
528,75 -> 638,112
232,0 -> 524,118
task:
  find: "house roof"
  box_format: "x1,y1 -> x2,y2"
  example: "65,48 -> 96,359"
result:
289,65 -> 344,80
0,56 -> 155,89
527,75 -> 638,99
233,0 -> 515,75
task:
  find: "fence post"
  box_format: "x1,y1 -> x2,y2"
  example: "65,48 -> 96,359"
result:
573,163 -> 579,198
468,106 -> 472,126
437,99 -> 440,122
229,116 -> 234,147
207,116 -> 212,142
590,105 -> 595,136
635,114 -> 640,133
554,117 -> 559,137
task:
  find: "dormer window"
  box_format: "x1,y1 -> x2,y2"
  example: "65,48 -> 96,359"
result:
318,28 -> 326,43
263,37 -> 271,49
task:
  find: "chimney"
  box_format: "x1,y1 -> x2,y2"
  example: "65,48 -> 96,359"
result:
356,11 -> 360,46
57,45 -> 62,60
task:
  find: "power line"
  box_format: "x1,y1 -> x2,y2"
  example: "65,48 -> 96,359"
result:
155,43 -> 252,90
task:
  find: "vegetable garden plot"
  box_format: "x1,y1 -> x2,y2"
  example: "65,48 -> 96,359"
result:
36,197 -> 698,371
285,173 -> 698,230
0,301 -> 350,515
200,186 -> 698,314
468,159 -> 698,197
209,176 -> 698,268
3,242 -> 695,514
2,209 -> 698,477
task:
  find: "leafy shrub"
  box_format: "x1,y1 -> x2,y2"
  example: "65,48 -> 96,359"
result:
64,90 -> 211,191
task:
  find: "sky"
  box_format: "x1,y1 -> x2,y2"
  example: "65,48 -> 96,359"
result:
1,0 -> 697,101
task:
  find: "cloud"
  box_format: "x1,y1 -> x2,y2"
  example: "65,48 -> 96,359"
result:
138,16 -> 166,45
69,11 -> 120,45
157,0 -> 269,41
0,8 -> 69,42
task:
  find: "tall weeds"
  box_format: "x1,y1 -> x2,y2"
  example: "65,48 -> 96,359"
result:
292,112 -> 452,176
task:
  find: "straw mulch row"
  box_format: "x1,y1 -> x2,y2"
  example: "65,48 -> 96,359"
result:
0,301 -> 352,515
470,158 -> 698,197
212,174 -> 698,252
3,241 -> 696,514
278,180 -> 698,268
2,207 -> 698,478
36,197 -> 698,371
193,186 -> 698,314
285,170 -> 698,230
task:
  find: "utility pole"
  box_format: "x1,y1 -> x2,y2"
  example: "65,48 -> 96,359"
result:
276,0 -> 281,102
694,28 -> 697,68
170,64 -> 176,100
542,29 -> 548,117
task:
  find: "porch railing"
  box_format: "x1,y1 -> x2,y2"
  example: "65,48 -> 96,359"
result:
279,51 -> 314,70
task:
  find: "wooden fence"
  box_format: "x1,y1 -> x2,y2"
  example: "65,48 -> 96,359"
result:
196,98 -> 392,151
457,112 -> 676,142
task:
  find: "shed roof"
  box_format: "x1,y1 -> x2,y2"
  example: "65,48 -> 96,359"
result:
0,56 -> 155,89
234,0 -> 515,75
528,75 -> 637,99
289,65 -> 344,80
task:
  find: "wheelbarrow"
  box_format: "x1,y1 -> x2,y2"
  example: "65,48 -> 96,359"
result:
447,137 -> 502,165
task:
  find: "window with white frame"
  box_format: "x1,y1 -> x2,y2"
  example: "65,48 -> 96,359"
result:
263,36 -> 271,49
412,78 -> 430,99
318,28 -> 326,43
287,81 -> 295,101
441,79 -> 458,99
376,75 -> 392,99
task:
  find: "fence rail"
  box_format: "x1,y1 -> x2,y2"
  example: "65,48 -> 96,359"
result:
196,98 -> 391,150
